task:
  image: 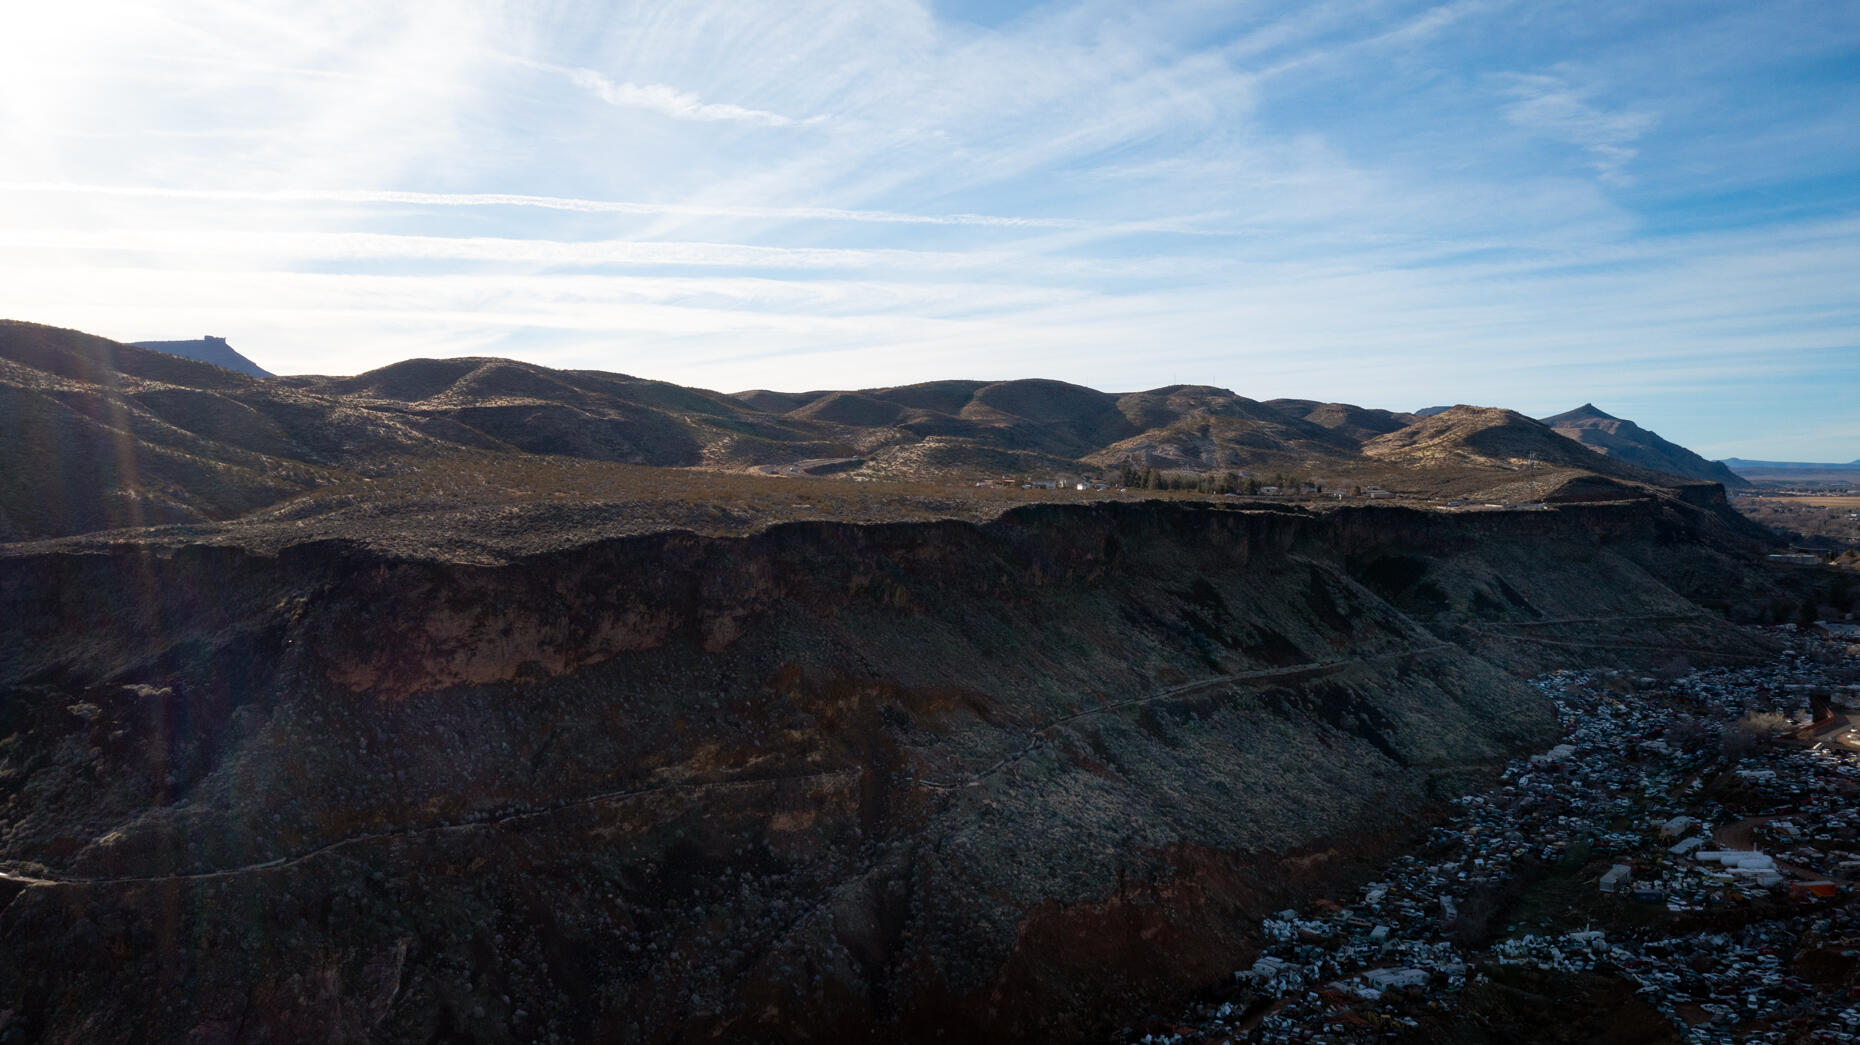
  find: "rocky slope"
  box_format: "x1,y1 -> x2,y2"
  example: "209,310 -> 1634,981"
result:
1542,404 -> 1749,489
0,495 -> 1786,1044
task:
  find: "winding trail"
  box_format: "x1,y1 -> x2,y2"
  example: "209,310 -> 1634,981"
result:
1461,613 -> 1734,655
1474,613 -> 1716,629
914,643 -> 1456,790
0,768 -> 857,891
1,644 -> 1464,890
1714,815 -> 1769,852
1713,815 -> 1830,881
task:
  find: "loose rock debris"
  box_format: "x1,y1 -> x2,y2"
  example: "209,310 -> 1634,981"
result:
1133,638 -> 1860,1044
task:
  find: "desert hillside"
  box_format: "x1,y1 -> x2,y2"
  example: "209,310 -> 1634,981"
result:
0,320 -> 1735,542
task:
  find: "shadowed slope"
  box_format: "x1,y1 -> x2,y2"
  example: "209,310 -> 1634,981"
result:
1542,403 -> 1749,488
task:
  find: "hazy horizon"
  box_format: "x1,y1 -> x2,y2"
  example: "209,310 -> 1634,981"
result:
4,1 -> 1857,459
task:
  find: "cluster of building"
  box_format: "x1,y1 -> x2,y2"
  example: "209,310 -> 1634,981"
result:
1135,644 -> 1860,1044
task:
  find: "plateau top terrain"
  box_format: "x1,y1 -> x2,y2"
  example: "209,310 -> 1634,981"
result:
1,319 -> 1738,545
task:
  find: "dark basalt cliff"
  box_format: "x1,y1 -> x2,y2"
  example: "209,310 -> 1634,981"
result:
0,500 -> 1779,1043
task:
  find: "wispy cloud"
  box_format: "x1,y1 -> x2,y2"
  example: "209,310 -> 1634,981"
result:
0,226 -> 991,271
0,0 -> 1856,458
0,181 -> 1086,229
563,66 -> 822,128
1501,72 -> 1657,185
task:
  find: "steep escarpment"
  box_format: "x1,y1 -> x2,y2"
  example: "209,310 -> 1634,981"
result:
0,502 -> 1777,1043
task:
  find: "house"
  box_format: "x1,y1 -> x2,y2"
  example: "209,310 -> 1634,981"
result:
1366,488 -> 1395,499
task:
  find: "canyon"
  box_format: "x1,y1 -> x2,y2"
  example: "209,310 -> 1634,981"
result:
1,319 -> 1842,1042
0,490 -> 1794,1043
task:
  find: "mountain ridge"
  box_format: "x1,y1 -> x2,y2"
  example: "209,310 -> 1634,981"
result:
0,319 -> 1742,542
1540,403 -> 1749,488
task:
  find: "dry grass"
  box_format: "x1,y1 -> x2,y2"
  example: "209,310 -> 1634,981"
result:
88,453 -> 1305,560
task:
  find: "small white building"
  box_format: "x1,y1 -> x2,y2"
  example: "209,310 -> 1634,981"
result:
1658,815 -> 1698,839
1360,967 -> 1429,990
1599,864 -> 1633,893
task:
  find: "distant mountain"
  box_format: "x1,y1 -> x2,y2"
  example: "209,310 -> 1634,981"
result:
130,335 -> 272,377
1363,405 -> 1690,503
1369,405 -> 1639,472
1721,458 -> 1860,470
730,380 -> 1362,474
1541,404 -> 1749,488
0,319 -> 1735,541
1721,458 -> 1860,485
1412,405 -> 1453,417
1265,399 -> 1418,444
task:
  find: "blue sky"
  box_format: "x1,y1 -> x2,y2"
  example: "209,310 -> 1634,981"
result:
2,1 -> 1857,459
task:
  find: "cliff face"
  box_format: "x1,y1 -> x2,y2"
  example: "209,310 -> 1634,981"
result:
0,501 -> 1777,1043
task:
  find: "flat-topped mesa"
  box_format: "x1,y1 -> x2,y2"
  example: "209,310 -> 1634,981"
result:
130,334 -> 272,378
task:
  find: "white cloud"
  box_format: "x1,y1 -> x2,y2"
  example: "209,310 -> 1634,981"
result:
563,66 -> 822,127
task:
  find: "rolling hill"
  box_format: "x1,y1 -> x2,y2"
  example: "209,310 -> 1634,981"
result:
0,319 -> 1744,541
